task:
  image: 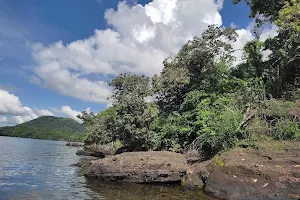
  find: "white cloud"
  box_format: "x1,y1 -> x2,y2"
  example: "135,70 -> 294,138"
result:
61,106 -> 83,123
0,89 -> 54,126
30,0 -> 278,104
0,116 -> 8,123
106,102 -> 113,108
31,0 -> 224,103
52,106 -> 84,123
231,29 -> 255,65
0,89 -> 27,115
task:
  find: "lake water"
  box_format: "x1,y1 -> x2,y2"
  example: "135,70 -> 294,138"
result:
0,136 -> 211,200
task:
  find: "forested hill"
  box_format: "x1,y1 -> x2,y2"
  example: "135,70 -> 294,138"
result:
0,116 -> 84,141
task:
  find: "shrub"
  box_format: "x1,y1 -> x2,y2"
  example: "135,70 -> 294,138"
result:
272,119 -> 300,140
263,99 -> 295,119
190,97 -> 245,156
244,117 -> 270,137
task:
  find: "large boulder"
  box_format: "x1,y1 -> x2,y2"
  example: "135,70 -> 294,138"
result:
185,143 -> 300,200
85,151 -> 187,183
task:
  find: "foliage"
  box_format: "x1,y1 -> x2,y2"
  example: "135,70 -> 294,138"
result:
232,0 -> 287,22
273,118 -> 300,140
0,116 -> 84,141
81,107 -> 117,145
109,73 -> 158,148
82,0 -> 300,156
193,97 -> 245,155
263,99 -> 295,118
244,117 -> 270,138
153,25 -> 237,113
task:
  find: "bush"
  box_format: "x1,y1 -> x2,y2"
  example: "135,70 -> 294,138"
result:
244,117 -> 270,137
189,97 -> 245,156
272,119 -> 300,140
263,99 -> 295,118
196,108 -> 244,155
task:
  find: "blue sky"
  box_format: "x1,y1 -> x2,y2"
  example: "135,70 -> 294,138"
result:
0,0 -> 255,125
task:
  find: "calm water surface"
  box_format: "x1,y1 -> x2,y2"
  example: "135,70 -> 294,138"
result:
0,136 -> 211,200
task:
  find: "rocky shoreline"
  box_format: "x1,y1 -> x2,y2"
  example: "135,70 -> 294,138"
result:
76,141 -> 300,200
66,142 -> 84,147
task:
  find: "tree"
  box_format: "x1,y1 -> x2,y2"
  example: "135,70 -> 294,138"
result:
153,25 -> 238,113
233,0 -> 287,22
263,0 -> 300,98
82,107 -> 117,145
234,0 -> 300,98
109,73 -> 156,148
232,40 -> 264,79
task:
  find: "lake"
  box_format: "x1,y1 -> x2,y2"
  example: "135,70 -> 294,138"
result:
0,136 -> 210,200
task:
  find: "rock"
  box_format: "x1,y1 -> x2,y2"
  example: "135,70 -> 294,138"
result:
114,146 -> 148,155
114,146 -> 135,155
182,160 -> 210,189
66,142 -> 83,147
91,151 -> 105,158
76,150 -> 105,158
184,150 -> 205,165
189,147 -> 300,200
70,163 -> 83,167
85,151 -> 187,183
84,145 -> 114,156
76,150 -> 94,156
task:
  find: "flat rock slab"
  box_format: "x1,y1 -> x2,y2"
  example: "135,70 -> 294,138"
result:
195,146 -> 300,200
85,151 -> 187,183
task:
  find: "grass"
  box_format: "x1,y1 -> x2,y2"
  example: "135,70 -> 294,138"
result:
214,155 -> 224,167
237,136 -> 300,152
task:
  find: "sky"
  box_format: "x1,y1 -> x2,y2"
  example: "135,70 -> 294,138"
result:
0,0 -> 277,126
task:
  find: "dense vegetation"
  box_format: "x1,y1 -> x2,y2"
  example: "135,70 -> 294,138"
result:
79,0 -> 300,157
0,116 -> 84,141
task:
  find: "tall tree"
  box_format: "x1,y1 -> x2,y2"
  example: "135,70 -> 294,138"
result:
153,25 -> 238,113
109,73 -> 157,148
234,0 -> 300,98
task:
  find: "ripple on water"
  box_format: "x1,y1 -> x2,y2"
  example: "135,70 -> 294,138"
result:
0,137 -> 212,200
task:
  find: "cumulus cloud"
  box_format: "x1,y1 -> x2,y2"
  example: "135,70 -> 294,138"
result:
60,106 -> 83,123
30,0 -> 278,104
52,106 -> 87,123
0,89 -> 54,126
0,89 -> 26,115
31,0 -> 223,103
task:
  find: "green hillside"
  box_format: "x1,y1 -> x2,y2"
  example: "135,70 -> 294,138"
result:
0,116 -> 84,141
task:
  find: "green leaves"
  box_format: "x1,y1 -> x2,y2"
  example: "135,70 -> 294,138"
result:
108,73 -> 157,148
83,17 -> 299,157
153,25 -> 238,113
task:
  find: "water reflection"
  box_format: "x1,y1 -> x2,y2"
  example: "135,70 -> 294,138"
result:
0,136 -> 212,200
86,179 -> 211,200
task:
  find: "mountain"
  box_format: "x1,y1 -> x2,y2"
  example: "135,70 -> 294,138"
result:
0,116 -> 84,141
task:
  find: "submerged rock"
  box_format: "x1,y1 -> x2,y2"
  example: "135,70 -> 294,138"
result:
85,151 -> 187,183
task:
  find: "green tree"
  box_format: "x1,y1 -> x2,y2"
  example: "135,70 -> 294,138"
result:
153,25 -> 238,113
80,107 -> 117,145
232,0 -> 287,22
109,73 -> 157,148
